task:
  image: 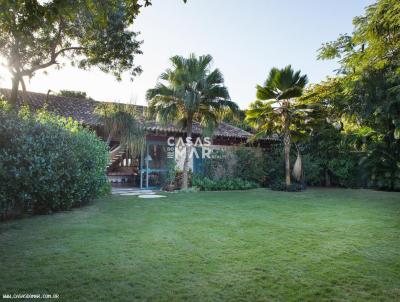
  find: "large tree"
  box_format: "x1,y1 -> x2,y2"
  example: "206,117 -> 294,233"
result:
246,65 -> 308,188
146,54 -> 238,189
0,0 -> 186,106
316,0 -> 400,190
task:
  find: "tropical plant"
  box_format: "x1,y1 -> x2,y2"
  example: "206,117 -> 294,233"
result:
246,65 -> 308,188
298,83 -> 344,186
315,0 -> 400,190
95,103 -> 145,156
162,160 -> 178,191
146,54 -> 239,188
219,108 -> 253,132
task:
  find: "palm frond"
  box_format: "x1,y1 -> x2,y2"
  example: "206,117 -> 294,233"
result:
247,65 -> 309,141
95,103 -> 145,156
146,53 -> 238,139
256,85 -> 276,100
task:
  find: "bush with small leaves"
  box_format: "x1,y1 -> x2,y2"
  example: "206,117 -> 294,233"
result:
0,106 -> 108,219
192,176 -> 258,191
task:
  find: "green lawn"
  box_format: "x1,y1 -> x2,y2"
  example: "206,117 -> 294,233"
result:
1,189 -> 400,301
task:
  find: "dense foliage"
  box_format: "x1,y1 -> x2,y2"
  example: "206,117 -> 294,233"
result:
301,0 -> 400,190
192,176 -> 257,191
232,147 -> 267,184
242,0 -> 400,191
193,147 -> 266,190
0,105 -> 109,219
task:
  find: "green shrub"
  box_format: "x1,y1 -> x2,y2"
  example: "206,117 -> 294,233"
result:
302,154 -> 324,186
98,182 -> 113,197
270,181 -> 286,191
200,147 -> 268,186
233,147 -> 267,184
286,183 -> 302,192
192,176 -> 258,191
161,160 -> 177,191
202,149 -> 235,179
0,107 -> 108,219
264,145 -> 286,186
328,156 -> 359,187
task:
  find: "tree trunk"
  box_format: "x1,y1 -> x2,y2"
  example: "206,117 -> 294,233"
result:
182,121 -> 193,189
282,110 -> 291,188
10,76 -> 19,108
20,77 -> 28,105
325,168 -> 331,187
284,132 -> 291,188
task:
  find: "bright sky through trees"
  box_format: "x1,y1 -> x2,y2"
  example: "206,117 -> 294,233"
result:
0,0 -> 373,108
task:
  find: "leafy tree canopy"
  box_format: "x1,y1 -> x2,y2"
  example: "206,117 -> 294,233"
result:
0,0 -> 186,105
318,0 -> 400,73
317,0 -> 400,139
302,0 -> 400,190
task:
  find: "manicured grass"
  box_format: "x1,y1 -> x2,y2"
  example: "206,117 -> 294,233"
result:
1,188 -> 400,301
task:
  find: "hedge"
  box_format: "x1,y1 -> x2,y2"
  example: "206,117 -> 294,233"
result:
192,176 -> 258,191
0,105 -> 109,219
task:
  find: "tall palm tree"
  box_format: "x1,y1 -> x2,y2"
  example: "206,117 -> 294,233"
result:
146,54 -> 238,189
246,65 -> 308,188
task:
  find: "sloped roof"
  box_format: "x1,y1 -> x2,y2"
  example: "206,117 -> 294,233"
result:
1,88 -> 100,125
0,88 -> 271,140
144,120 -> 252,139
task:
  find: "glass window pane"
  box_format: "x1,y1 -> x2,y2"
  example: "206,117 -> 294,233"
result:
148,144 -> 168,169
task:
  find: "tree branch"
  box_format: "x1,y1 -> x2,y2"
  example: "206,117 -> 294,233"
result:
54,46 -> 86,57
22,46 -> 86,76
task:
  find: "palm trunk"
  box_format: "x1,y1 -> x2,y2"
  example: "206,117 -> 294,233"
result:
182,121 -> 193,189
282,110 -> 291,188
284,132 -> 291,188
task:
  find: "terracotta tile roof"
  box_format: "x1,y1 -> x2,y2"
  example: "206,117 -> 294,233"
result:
144,120 -> 252,139
0,88 -> 276,140
0,88 -> 101,125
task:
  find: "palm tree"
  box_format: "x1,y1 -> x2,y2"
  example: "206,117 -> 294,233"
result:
246,65 -> 308,188
146,54 -> 238,189
95,103 -> 145,156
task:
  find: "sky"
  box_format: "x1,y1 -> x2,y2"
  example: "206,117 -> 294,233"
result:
0,0 -> 374,109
